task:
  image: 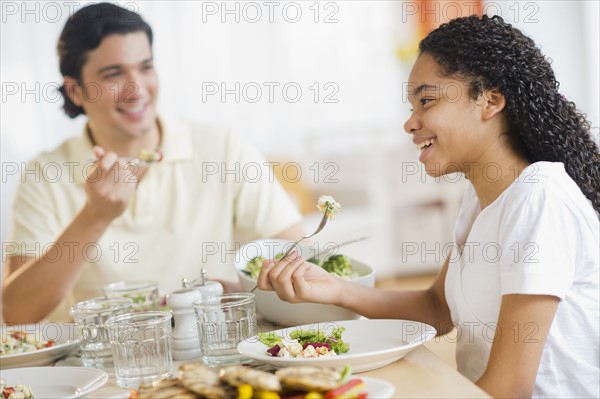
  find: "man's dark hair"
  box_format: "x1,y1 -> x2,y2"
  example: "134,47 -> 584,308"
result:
57,2 -> 153,118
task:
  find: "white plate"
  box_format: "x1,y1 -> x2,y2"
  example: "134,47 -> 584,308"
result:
0,367 -> 108,398
359,376 -> 395,398
1,322 -> 80,369
238,319 -> 436,372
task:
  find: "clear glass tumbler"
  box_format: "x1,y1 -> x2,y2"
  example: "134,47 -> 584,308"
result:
193,293 -> 257,366
106,311 -> 173,388
69,297 -> 133,368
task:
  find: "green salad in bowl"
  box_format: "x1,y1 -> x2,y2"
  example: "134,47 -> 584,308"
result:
235,239 -> 375,325
244,253 -> 359,280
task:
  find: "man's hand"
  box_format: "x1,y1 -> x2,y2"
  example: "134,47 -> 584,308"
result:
82,146 -> 138,223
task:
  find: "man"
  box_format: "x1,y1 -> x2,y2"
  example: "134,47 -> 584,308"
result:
2,3 -> 303,323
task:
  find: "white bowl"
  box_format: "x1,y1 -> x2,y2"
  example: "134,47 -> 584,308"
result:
235,239 -> 375,325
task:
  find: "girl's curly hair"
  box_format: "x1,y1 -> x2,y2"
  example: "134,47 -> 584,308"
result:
419,15 -> 600,214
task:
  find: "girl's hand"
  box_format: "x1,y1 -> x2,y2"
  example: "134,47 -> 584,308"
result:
256,251 -> 343,305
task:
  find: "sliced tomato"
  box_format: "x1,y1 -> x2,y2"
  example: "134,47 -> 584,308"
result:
11,331 -> 26,341
323,379 -> 364,399
3,387 -> 16,399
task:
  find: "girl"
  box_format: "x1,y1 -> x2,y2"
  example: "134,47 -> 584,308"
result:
257,15 -> 600,398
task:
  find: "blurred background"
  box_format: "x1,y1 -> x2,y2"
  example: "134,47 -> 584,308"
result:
2,0 -> 599,278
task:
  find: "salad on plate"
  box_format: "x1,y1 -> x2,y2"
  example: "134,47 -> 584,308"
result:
258,327 -> 350,358
0,378 -> 35,399
1,330 -> 55,356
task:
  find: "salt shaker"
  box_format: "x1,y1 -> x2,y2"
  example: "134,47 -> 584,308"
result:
191,268 -> 224,298
166,281 -> 203,361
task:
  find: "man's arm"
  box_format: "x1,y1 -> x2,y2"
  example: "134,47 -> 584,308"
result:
2,150 -> 137,323
2,209 -> 112,323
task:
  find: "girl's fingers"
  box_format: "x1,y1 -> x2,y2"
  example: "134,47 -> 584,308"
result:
257,261 -> 275,291
289,262 -> 312,300
272,255 -> 305,301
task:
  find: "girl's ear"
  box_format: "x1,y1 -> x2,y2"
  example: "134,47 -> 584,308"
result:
482,88 -> 506,121
63,76 -> 84,106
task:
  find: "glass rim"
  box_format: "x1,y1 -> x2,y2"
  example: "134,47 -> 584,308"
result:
192,293 -> 255,308
70,296 -> 133,313
105,311 -> 172,328
102,280 -> 159,293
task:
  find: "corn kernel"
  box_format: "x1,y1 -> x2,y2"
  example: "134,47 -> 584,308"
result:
238,384 -> 253,399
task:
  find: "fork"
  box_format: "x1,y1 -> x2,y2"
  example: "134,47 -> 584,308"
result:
249,210 -> 330,293
89,156 -> 159,166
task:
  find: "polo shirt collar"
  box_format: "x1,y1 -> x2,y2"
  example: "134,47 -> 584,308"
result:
69,116 -> 193,185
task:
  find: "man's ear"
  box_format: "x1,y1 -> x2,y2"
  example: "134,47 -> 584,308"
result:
482,88 -> 506,121
63,76 -> 84,106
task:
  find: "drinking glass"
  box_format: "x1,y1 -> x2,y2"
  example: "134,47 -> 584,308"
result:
106,311 -> 173,388
69,297 -> 133,368
193,293 -> 256,366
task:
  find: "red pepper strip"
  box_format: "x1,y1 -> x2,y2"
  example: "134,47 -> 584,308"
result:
356,393 -> 368,399
3,387 -> 16,399
45,339 -> 55,347
323,379 -> 364,399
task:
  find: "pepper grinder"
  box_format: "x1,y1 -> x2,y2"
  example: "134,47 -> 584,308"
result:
166,279 -> 204,361
191,268 -> 224,298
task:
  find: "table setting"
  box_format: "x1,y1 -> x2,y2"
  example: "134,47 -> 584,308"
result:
1,197 -> 489,398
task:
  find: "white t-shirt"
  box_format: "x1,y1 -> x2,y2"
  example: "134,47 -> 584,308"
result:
445,162 -> 599,398
6,117 -> 302,321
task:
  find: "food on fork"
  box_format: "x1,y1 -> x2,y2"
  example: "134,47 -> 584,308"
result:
317,196 -> 341,220
91,148 -> 163,164
0,330 -> 55,355
131,362 -> 367,399
138,148 -> 163,163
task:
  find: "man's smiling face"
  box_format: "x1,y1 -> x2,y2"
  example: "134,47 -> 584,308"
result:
70,31 -> 158,140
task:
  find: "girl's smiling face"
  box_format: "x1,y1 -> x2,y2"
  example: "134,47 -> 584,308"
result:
404,53 -> 504,177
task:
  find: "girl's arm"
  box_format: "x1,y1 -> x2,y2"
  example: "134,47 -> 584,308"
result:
258,254 -> 454,335
476,294 -> 559,398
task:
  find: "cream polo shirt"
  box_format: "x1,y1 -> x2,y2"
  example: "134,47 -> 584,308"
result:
7,117 -> 302,321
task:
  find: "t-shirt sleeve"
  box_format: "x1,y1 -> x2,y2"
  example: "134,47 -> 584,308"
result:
498,188 -> 578,300
227,133 -> 302,240
5,160 -> 63,259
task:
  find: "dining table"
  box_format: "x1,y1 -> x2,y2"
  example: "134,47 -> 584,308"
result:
53,344 -> 490,398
